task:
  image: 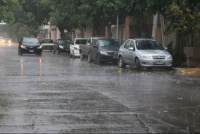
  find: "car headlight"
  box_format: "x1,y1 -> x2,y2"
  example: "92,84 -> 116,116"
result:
59,45 -> 64,49
21,45 -> 26,49
100,51 -> 108,55
37,45 -> 43,49
167,55 -> 173,60
8,40 -> 11,43
139,55 -> 152,59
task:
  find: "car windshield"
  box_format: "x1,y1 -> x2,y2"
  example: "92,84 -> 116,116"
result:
59,40 -> 71,45
75,39 -> 87,44
23,38 -> 39,43
136,40 -> 164,50
42,39 -> 53,43
99,39 -> 120,47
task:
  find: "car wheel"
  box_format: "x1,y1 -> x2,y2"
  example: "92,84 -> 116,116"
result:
53,49 -> 56,55
96,54 -> 102,65
80,52 -> 84,61
38,52 -> 42,56
118,56 -> 125,68
57,50 -> 60,55
18,49 -> 21,56
136,58 -> 141,70
88,53 -> 92,63
73,51 -> 75,58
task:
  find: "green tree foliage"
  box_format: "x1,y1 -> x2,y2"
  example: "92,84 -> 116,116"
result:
80,0 -> 127,37
164,0 -> 200,66
0,0 -> 16,22
16,0 -> 51,37
165,0 -> 200,36
41,0 -> 83,39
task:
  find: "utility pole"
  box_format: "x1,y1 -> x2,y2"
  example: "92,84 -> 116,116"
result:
160,14 -> 165,47
152,14 -> 158,40
116,14 -> 119,41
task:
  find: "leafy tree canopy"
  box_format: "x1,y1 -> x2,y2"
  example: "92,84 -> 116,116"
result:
0,0 -> 16,22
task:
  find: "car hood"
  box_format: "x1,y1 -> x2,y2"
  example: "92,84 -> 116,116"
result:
23,42 -> 40,46
137,50 -> 171,56
42,43 -> 54,46
100,46 -> 119,52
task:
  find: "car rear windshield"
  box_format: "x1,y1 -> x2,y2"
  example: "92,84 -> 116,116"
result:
136,40 -> 164,50
99,39 -> 120,47
42,39 -> 53,43
23,38 -> 39,43
59,40 -> 71,45
75,39 -> 87,44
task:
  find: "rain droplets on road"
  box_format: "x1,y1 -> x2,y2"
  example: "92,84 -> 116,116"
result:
0,45 -> 200,133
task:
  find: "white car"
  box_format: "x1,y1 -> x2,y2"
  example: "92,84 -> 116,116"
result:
70,38 -> 88,58
118,38 -> 173,69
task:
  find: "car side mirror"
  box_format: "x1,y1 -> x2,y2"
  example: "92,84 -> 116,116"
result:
86,43 -> 90,46
129,47 -> 135,51
164,47 -> 168,50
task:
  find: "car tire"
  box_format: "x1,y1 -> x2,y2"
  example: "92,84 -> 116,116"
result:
88,53 -> 92,63
136,58 -> 141,70
18,50 -> 21,56
57,50 -> 60,55
53,49 -> 56,55
73,51 -> 75,58
38,52 -> 42,56
96,54 -> 102,65
80,52 -> 84,61
118,56 -> 125,68
20,50 -> 23,56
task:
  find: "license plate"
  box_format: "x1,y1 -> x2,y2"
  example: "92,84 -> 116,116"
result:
156,60 -> 163,64
30,50 -> 34,53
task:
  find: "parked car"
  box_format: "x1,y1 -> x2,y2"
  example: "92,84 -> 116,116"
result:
18,37 -> 42,56
88,38 -> 120,64
53,39 -> 71,54
70,38 -> 88,58
79,37 -> 104,60
118,38 -> 173,69
41,39 -> 54,51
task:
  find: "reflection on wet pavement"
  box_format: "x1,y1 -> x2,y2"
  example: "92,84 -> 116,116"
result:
0,45 -> 199,133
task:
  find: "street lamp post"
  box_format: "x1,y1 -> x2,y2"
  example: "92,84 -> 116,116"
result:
116,14 -> 119,41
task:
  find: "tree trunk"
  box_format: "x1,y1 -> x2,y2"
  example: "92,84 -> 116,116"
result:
186,36 -> 190,67
60,29 -> 65,39
107,23 -> 112,38
58,26 -> 65,39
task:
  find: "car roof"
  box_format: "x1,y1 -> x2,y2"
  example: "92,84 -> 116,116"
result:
42,38 -> 53,40
129,38 -> 157,41
93,38 -> 118,41
58,39 -> 70,41
23,37 -> 38,39
89,37 -> 105,39
75,38 -> 88,40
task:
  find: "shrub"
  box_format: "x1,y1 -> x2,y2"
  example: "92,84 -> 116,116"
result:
167,42 -> 186,67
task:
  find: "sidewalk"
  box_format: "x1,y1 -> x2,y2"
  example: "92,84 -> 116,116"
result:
176,58 -> 200,75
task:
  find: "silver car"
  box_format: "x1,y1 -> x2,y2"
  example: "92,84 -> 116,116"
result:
118,38 -> 173,69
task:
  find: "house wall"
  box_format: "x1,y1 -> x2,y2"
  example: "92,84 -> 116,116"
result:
84,26 -> 93,38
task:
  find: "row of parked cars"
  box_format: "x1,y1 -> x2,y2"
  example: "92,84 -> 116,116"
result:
18,37 -> 173,69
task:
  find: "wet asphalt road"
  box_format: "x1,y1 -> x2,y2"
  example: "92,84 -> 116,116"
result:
0,44 -> 200,133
